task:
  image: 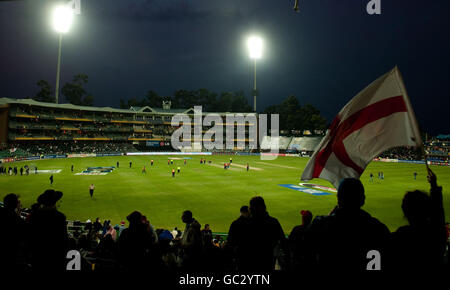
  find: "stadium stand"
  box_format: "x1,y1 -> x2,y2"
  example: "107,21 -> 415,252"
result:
260,136 -> 292,152
287,137 -> 322,155
0,98 -> 257,156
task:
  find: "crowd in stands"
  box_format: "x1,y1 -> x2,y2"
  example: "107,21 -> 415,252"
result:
377,142 -> 450,162
1,170 -> 448,272
377,146 -> 423,160
425,140 -> 450,158
1,142 -> 137,158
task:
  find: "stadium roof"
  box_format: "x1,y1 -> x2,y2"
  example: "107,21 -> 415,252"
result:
0,98 -> 255,115
0,98 -> 195,115
0,97 -> 134,114
129,105 -> 194,114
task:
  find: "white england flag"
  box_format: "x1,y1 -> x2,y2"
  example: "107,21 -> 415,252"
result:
301,66 -> 422,188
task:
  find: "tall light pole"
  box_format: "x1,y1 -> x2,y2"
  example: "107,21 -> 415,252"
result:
52,5 -> 73,104
247,36 -> 262,112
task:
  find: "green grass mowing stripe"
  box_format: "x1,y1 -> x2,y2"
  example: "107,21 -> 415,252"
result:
1,155 -> 449,233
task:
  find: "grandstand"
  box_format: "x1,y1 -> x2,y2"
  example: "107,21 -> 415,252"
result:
0,98 -> 259,155
287,137 -> 322,155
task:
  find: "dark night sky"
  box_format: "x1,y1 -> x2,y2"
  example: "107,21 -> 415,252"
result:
1,0 -> 449,135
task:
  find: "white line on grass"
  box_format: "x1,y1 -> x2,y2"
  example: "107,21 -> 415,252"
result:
254,161 -> 298,170
208,163 -> 242,171
231,163 -> 263,171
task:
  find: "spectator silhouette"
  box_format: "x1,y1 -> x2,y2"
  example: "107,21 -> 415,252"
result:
234,197 -> 287,271
179,210 -> 203,270
226,205 -> 250,270
201,224 -> 213,247
388,169 -> 447,270
28,190 -> 69,271
288,210 -> 313,270
304,178 -> 390,270
0,193 -> 27,270
117,211 -> 159,271
93,217 -> 102,233
96,234 -> 117,260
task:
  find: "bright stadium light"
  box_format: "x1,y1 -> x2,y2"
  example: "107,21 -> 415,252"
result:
247,36 -> 263,112
52,4 -> 75,104
52,5 -> 74,33
247,36 -> 263,59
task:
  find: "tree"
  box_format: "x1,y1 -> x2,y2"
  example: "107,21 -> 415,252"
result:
173,89 -> 197,108
230,91 -> 252,112
34,80 -> 54,103
61,73 -> 94,106
120,88 -> 250,112
193,88 -> 217,111
262,95 -> 327,135
144,90 -> 163,107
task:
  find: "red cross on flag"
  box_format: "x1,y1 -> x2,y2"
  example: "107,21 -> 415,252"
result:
301,66 -> 422,188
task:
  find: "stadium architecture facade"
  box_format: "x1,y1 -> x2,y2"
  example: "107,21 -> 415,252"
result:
0,98 -> 323,157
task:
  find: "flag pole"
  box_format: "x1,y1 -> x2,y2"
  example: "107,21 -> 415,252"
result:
421,144 -> 430,173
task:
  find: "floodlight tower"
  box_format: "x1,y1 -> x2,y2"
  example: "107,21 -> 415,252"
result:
52,5 -> 74,104
247,36 -> 262,112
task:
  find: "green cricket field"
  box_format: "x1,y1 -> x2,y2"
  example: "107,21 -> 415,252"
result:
1,155 -> 449,234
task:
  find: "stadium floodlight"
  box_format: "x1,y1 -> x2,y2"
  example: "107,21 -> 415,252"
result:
247,36 -> 263,112
52,5 -> 74,33
247,36 -> 263,59
52,5 -> 74,104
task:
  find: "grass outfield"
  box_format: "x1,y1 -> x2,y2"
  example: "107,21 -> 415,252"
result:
0,155 -> 449,233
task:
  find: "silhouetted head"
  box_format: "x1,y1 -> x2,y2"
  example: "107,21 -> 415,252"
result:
337,178 -> 365,210
249,196 -> 267,216
401,190 -> 431,226
37,190 -> 63,207
127,211 -> 143,225
240,205 -> 250,218
182,210 -> 193,224
300,210 -> 313,226
3,193 -> 20,211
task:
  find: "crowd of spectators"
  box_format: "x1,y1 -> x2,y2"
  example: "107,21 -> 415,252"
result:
377,142 -> 450,162
2,141 -> 137,157
0,170 -> 448,272
377,146 -> 423,160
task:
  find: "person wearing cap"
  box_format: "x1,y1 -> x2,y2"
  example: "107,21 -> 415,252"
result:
304,178 -> 390,270
288,210 -> 313,270
28,189 -> 68,271
117,211 -> 158,270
